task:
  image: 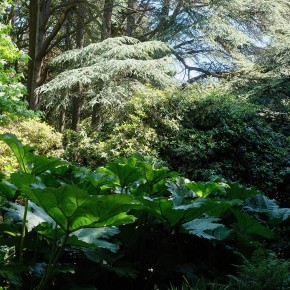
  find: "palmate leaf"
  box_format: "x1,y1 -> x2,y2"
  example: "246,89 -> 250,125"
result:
25,185 -> 138,232
0,133 -> 65,175
0,181 -> 19,200
225,181 -> 262,200
231,209 -> 274,239
182,217 -> 232,240
184,181 -> 229,198
68,227 -> 120,252
74,168 -> 116,193
244,194 -> 290,222
140,196 -> 207,229
3,201 -> 55,232
138,161 -> 177,186
105,158 -> 143,190
29,154 -> 65,175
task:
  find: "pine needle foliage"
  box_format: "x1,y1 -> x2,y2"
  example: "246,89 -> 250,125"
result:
38,37 -> 176,111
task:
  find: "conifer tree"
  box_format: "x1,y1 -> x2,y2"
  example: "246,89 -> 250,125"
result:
37,36 -> 176,130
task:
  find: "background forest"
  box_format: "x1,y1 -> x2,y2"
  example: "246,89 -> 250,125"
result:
0,0 -> 289,289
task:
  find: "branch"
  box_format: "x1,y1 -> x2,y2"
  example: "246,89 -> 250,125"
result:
37,4 -> 76,61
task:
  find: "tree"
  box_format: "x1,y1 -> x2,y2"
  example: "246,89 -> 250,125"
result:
37,36 -> 176,131
226,33 -> 290,134
0,2 -> 33,125
4,0 -> 103,110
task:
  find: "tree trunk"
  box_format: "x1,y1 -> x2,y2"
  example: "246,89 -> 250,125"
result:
27,0 -> 52,110
126,0 -> 135,37
59,106 -> 66,132
71,6 -> 85,131
27,0 -> 39,110
91,0 -> 114,128
102,0 -> 114,39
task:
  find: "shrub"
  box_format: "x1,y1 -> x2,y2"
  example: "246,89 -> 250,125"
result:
63,87 -> 289,199
0,118 -> 63,172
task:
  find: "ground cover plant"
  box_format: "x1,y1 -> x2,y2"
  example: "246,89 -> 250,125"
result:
0,134 -> 289,289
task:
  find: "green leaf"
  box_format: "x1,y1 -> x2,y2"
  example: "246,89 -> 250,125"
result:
138,161 -> 176,185
140,197 -> 205,228
3,201 -> 55,232
26,185 -> 138,232
245,194 -> 290,222
35,222 -> 64,240
184,181 -> 228,198
68,227 -> 120,252
30,155 -> 65,175
226,181 -> 262,200
0,181 -> 19,200
182,217 -> 232,240
9,172 -> 41,197
0,133 -> 34,172
231,209 -> 274,239
106,158 -> 143,190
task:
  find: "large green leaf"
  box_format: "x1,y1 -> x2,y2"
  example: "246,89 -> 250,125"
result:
3,201 -> 55,232
184,181 -> 228,198
182,217 -> 232,240
30,154 -> 65,175
0,181 -> 19,201
245,194 -> 290,222
25,185 -> 138,232
0,133 -> 34,172
138,161 -> 177,187
68,227 -> 120,252
140,196 -> 207,229
231,209 -> 274,239
225,181 -> 262,200
105,157 -> 143,190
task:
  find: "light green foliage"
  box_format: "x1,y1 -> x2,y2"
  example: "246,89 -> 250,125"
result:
38,37 -> 176,125
0,7 -> 32,124
147,0 -> 290,78
0,119 -> 63,172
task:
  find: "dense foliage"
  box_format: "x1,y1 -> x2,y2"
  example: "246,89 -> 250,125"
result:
38,36 -> 176,130
63,87 -> 290,201
1,1 -> 290,289
0,134 -> 289,289
0,118 -> 63,172
0,18 -> 33,124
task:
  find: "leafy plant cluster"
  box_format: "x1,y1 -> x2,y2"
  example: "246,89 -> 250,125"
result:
63,87 -> 290,201
0,134 -> 289,289
0,11 -> 34,125
0,118 -> 63,172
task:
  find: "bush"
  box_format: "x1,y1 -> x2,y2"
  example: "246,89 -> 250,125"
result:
0,118 -> 63,172
63,87 -> 289,199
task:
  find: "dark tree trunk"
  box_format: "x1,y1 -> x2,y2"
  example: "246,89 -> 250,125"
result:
71,6 -> 85,131
27,0 -> 39,110
27,0 -> 52,110
58,20 -> 72,132
91,103 -> 102,128
126,0 -> 135,37
102,0 -> 114,39
91,0 -> 114,128
27,0 -> 74,110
